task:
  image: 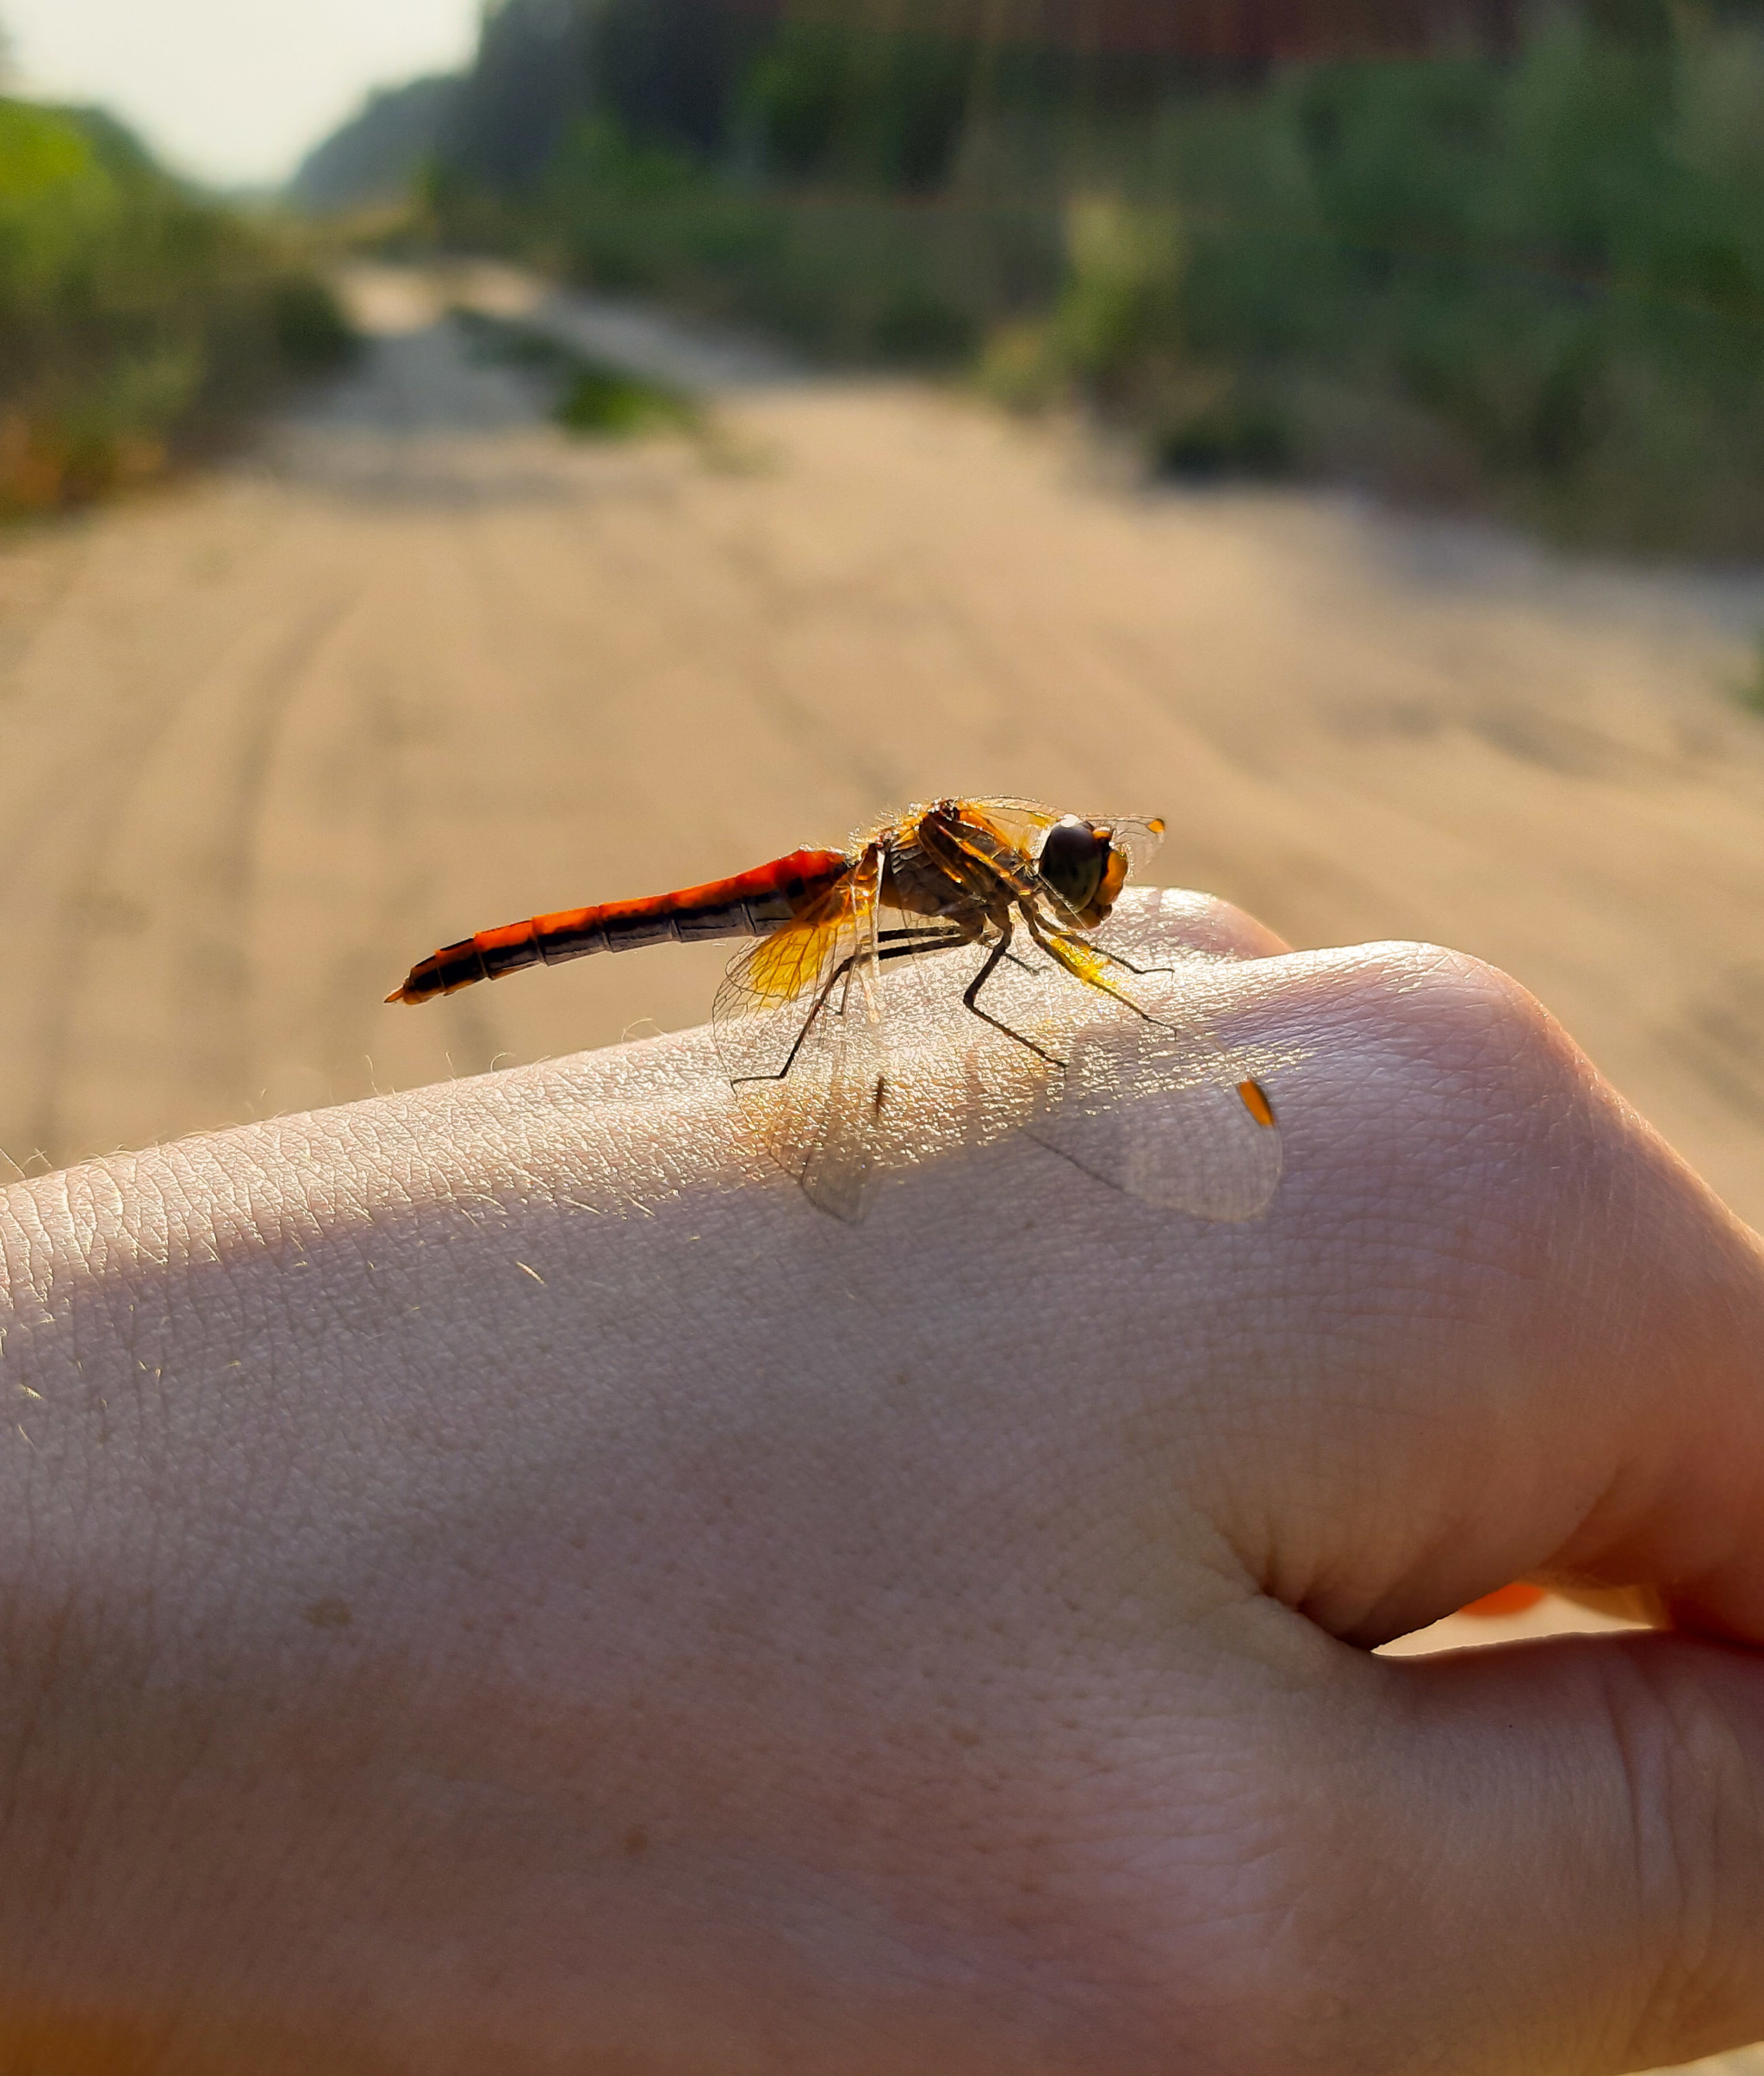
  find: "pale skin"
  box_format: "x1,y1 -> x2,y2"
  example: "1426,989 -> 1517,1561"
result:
1,891 -> 1761,2075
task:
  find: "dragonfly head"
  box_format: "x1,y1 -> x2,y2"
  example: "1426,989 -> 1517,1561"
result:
1038,815 -> 1130,925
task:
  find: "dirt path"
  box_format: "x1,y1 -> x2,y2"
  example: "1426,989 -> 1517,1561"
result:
4,261 -> 1761,1225
3,262 -> 1763,2068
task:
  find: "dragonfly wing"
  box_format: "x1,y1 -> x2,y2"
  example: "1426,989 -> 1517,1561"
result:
960,798 -> 1063,848
965,799 -> 1166,875
1031,1029 -> 1283,1221
956,799 -> 1166,930
713,850 -> 890,1223
1095,815 -> 1165,880
789,993 -> 891,1223
1025,938 -> 1284,1221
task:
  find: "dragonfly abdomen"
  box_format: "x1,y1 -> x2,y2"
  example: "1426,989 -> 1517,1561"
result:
388,848 -> 848,1005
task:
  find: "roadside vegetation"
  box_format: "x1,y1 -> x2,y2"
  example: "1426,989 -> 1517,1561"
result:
310,0 -> 1764,559
980,14 -> 1764,555
450,306 -> 699,436
0,96 -> 355,517
1738,636 -> 1764,714
320,0 -> 1760,560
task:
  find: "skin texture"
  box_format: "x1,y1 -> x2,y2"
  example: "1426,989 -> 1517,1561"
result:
0,889 -> 1761,2075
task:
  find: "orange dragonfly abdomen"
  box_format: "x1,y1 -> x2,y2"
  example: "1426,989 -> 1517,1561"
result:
388,847 -> 850,1005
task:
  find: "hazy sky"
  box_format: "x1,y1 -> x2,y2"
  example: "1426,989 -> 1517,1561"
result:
5,0 -> 482,187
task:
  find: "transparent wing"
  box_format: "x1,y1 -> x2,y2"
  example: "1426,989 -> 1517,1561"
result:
957,798 -> 1063,844
962,797 -> 1165,870
712,850 -> 891,1223
1017,928 -> 1285,1222
957,798 -> 1167,928
1094,815 -> 1166,880
936,806 -> 1274,1216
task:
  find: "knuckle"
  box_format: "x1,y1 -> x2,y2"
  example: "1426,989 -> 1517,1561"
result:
1263,942 -> 1618,1246
1366,941 -> 1557,1056
1325,941 -> 1583,1122
1117,885 -> 1289,961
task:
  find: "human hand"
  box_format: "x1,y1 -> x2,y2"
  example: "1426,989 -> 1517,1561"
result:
1,890 -> 1760,2074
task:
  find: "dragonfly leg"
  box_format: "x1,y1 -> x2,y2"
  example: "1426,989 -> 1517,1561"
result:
967,919 -> 1041,977
730,960 -> 854,1088
1083,943 -> 1174,979
1022,909 -> 1166,1028
961,918 -> 1065,1068
863,928 -> 973,978
1022,909 -> 1278,1131
730,929 -> 972,1086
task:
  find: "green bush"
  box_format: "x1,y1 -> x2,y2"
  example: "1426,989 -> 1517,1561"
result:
518,124 -> 1016,366
270,274 -> 362,372
0,98 -> 358,514
1233,13 -> 1756,538
1153,386 -> 1295,481
1049,198 -> 1187,402
414,1 -> 1764,550
451,307 -> 698,436
741,22 -> 972,190
985,9 -> 1764,542
554,362 -> 693,434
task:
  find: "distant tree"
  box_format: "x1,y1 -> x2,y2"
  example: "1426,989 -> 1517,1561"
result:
440,0 -> 597,192
432,0 -> 764,193
289,75 -> 463,212
593,0 -> 748,155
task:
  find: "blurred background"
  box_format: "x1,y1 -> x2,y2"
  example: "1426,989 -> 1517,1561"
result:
2,3 -> 1763,2065
2,0 -> 1761,1221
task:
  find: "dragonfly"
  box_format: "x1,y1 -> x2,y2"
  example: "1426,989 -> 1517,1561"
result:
387,797 -> 1283,1223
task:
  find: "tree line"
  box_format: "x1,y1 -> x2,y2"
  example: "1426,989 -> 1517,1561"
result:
312,0 -> 1764,554
1,90 -> 353,515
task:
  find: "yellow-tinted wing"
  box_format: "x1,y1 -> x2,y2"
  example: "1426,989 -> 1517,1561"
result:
712,848 -> 888,1223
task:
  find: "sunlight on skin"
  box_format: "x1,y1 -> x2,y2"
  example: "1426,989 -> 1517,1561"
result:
0,891 -> 1761,2073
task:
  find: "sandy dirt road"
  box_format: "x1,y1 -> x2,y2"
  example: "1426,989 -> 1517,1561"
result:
2,264 -> 1763,2067
3,264 -> 1761,1226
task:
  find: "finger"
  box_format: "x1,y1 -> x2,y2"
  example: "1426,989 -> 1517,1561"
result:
1154,938 -> 1764,1645
1289,1632 -> 1764,2072
1111,884 -> 1293,960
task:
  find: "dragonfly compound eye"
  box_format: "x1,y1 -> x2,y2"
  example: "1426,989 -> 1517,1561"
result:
1037,815 -> 1109,911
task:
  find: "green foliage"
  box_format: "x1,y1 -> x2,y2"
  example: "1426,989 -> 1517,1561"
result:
450,307 -> 699,437
0,98 -> 358,514
270,274 -> 362,371
1051,199 -> 1187,400
407,0 -> 1764,550
500,115 -> 994,365
1738,634 -> 1764,715
740,26 -> 851,179
1044,9 -> 1764,542
734,20 -> 974,190
554,362 -> 689,434
550,115 -> 702,205
1152,383 -> 1295,481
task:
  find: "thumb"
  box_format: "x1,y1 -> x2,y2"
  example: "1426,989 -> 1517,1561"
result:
1311,1633 -> 1764,2073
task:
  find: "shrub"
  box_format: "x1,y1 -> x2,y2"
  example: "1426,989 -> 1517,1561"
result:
451,308 -> 698,437
0,98 -> 357,514
410,0 -> 1764,546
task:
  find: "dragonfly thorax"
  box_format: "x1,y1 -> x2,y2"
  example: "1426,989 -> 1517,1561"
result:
878,820 -> 996,926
